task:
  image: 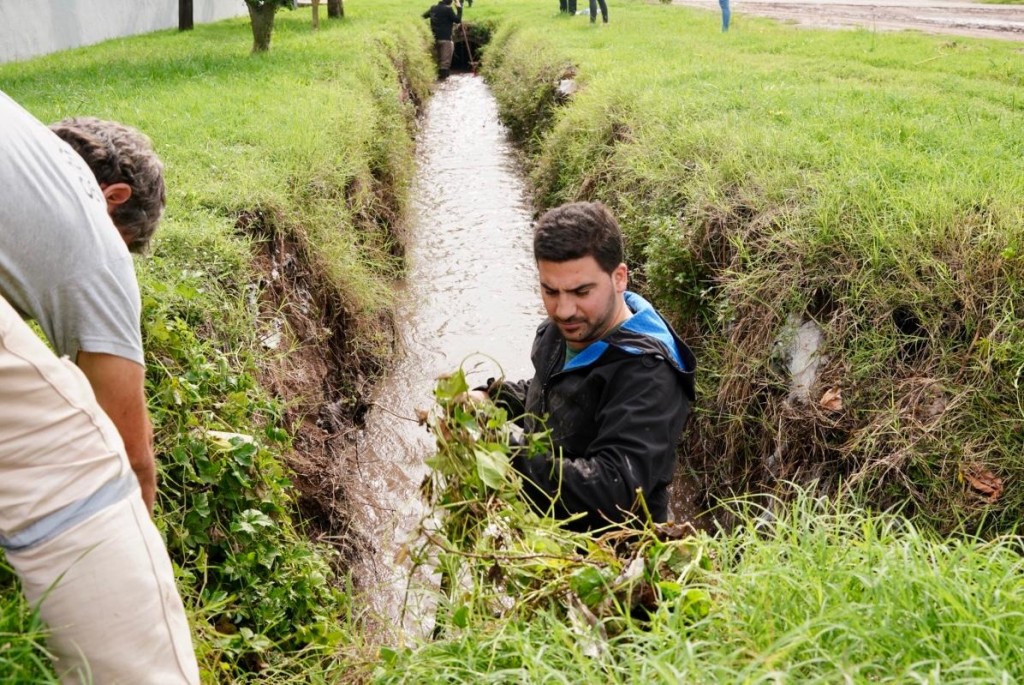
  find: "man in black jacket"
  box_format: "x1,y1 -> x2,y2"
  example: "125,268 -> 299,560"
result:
476,202 -> 696,531
422,0 -> 463,80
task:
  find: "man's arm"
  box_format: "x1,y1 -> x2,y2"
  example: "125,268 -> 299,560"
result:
515,361 -> 690,527
77,351 -> 156,512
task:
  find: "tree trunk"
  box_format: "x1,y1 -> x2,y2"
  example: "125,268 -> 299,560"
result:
312,0 -> 320,29
327,0 -> 344,19
247,2 -> 278,53
179,0 -> 193,31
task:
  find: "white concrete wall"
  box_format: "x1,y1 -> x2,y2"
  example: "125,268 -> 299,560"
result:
0,1 -> 249,64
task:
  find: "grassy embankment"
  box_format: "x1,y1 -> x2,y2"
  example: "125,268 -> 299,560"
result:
473,0 -> 1024,533
372,0 -> 1024,682
0,5 -> 434,682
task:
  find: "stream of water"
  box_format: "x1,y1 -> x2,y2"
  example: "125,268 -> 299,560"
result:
349,74 -> 542,639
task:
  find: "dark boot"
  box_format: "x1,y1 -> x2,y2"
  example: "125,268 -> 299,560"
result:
440,68 -> 450,80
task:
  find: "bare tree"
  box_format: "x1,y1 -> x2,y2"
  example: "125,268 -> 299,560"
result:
244,0 -> 292,53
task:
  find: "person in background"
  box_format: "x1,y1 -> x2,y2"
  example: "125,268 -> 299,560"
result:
474,202 -> 696,532
590,0 -> 609,24
720,0 -> 731,31
0,90 -> 199,683
422,0 -> 463,80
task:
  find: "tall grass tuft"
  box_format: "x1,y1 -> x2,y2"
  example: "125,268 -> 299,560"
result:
380,491 -> 1024,684
0,562 -> 56,684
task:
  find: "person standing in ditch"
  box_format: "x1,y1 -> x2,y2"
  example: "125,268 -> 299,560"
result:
473,201 -> 696,532
0,90 -> 200,683
422,0 -> 463,80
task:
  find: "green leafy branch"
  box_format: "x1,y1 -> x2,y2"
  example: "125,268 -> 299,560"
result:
403,367 -> 715,641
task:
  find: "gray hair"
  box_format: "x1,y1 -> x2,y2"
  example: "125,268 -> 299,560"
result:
50,117 -> 165,253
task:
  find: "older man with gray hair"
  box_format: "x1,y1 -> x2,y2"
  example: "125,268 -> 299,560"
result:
0,89 -> 199,683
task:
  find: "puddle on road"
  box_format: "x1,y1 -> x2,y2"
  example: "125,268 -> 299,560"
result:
348,74 -> 542,640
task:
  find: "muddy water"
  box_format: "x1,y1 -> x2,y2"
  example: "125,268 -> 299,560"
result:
350,74 -> 542,639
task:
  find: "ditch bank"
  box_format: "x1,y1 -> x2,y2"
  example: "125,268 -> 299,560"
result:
478,18 -> 1024,535
135,22 -> 439,676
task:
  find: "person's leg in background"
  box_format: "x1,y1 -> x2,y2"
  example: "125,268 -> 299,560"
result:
0,295 -> 200,684
719,0 -> 731,31
590,0 -> 608,23
438,39 -> 455,79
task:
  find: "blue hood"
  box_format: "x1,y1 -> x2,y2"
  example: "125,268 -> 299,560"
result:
562,291 -> 695,378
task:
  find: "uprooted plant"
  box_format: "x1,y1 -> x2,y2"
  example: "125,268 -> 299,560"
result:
398,367 -> 714,641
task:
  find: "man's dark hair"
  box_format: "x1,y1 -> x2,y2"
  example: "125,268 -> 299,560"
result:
50,117 -> 165,253
533,201 -> 624,274
441,0 -> 453,5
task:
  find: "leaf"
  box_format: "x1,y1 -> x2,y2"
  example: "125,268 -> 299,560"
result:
570,566 -> 609,607
434,370 -> 469,401
963,464 -> 1003,503
820,387 -> 843,411
230,509 -> 276,535
452,605 -> 470,629
205,430 -> 255,450
378,646 -> 399,666
475,447 -> 509,489
524,532 -> 564,557
679,588 -> 711,620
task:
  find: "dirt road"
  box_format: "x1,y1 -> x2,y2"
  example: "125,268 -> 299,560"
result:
671,0 -> 1024,42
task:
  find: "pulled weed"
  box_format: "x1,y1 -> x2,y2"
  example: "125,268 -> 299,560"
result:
398,369 -> 713,646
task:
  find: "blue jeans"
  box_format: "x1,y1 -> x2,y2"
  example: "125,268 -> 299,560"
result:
719,0 -> 730,31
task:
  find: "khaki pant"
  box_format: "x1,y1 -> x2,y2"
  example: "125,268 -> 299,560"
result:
0,295 -> 199,684
436,40 -> 455,71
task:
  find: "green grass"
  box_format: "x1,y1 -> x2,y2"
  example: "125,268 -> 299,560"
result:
0,563 -> 56,684
471,0 -> 1024,534
378,493 -> 1024,684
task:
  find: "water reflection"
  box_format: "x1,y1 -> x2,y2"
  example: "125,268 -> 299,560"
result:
350,74 -> 541,639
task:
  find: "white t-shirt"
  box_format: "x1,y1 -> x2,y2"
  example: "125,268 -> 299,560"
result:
0,90 -> 144,366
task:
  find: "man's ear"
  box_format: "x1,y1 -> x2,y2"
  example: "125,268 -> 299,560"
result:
101,182 -> 132,210
613,262 -> 628,294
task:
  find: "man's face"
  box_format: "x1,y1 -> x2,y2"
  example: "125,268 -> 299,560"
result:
537,256 -> 628,350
